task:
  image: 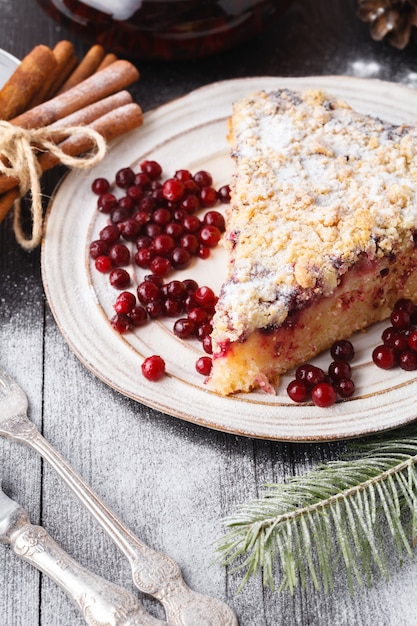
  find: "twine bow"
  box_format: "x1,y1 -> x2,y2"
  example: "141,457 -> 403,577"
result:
0,121 -> 107,249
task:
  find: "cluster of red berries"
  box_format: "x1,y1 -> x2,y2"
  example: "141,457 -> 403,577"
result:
110,276 -> 216,375
372,298 -> 417,371
90,160 -> 228,382
286,339 -> 355,408
90,160 -> 229,284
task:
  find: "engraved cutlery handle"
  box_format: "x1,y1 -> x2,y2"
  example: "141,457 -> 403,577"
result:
1,504 -> 165,626
9,417 -> 237,626
1,503 -> 165,626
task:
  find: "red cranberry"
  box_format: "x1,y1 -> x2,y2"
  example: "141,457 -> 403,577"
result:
144,223 -> 162,239
111,206 -> 131,224
109,268 -> 131,289
141,355 -> 165,381
146,301 -> 164,319
408,329 -> 417,352
197,322 -> 213,339
144,274 -> 164,287
217,184 -> 231,203
118,196 -> 134,213
134,172 -> 151,188
110,313 -> 132,334
164,281 -> 185,301
202,335 -> 213,354
183,215 -> 201,233
92,177 -> 110,195
188,307 -> 208,325
296,364 -> 325,387
137,280 -> 161,304
193,286 -> 216,310
127,185 -> 143,203
163,298 -> 182,317
199,186 -> 218,208
130,306 -> 148,327
336,378 -> 355,398
140,160 -> 162,180
99,224 -> 120,244
181,194 -> 200,214
138,196 -> 156,212
328,360 -> 352,382
330,339 -> 354,362
203,210 -> 226,232
95,255 -> 112,273
97,192 -> 117,214
152,208 -> 172,226
134,210 -> 152,226
195,356 -> 213,376
198,225 -> 221,247
391,333 -> 409,353
162,178 -> 185,202
90,240 -> 109,259
136,236 -> 153,250
393,298 -> 416,317
134,248 -> 154,269
399,350 -> 417,371
193,170 -> 212,187
198,245 -> 210,259
150,256 -> 172,277
152,234 -> 175,256
372,345 -> 397,369
119,219 -> 141,241
165,222 -> 183,239
180,234 -> 199,254
171,247 -> 191,270
311,382 -> 337,408
287,379 -> 310,403
173,318 -> 196,339
115,167 -> 135,189
390,309 -> 410,330
109,243 -> 130,267
174,169 -> 192,181
183,179 -> 200,194
114,291 -> 136,314
183,279 -> 199,293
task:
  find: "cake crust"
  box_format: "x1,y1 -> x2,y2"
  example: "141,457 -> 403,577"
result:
208,88 -> 417,395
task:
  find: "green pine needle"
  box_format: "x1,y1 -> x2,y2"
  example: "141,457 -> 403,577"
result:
216,426 -> 417,594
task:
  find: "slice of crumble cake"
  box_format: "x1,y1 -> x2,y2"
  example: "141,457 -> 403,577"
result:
207,88 -> 417,395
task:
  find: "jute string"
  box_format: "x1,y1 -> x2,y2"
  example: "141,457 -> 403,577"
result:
0,121 -> 107,250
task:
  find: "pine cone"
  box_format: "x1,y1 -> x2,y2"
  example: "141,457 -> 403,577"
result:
358,0 -> 417,48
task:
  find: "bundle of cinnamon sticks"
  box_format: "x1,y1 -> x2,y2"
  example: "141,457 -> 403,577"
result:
0,41 -> 143,238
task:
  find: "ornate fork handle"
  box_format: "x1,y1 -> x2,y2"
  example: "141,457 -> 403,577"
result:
1,500 -> 164,626
6,413 -> 238,626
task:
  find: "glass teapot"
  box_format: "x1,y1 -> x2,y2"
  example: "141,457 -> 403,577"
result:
36,0 -> 292,61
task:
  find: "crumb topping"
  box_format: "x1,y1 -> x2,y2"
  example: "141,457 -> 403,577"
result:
212,88 -> 417,344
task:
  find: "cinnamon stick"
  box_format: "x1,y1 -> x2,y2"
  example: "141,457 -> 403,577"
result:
0,102 -> 143,222
0,45 -> 58,120
11,60 -> 140,130
97,53 -> 118,71
44,41 -> 79,101
38,103 -> 143,170
0,91 -> 134,196
0,188 -> 18,223
56,45 -> 107,95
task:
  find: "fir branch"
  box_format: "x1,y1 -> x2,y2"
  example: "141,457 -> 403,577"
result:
216,427 -> 417,594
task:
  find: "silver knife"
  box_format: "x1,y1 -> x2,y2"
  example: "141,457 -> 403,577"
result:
0,481 -> 166,626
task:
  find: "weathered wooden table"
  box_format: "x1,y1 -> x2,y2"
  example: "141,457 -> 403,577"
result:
2,1 -> 417,624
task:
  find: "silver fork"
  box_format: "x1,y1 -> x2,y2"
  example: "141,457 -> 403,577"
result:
0,368 -> 238,626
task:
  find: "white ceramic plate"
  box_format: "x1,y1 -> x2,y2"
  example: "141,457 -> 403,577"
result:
0,48 -> 19,85
42,75 -> 417,441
